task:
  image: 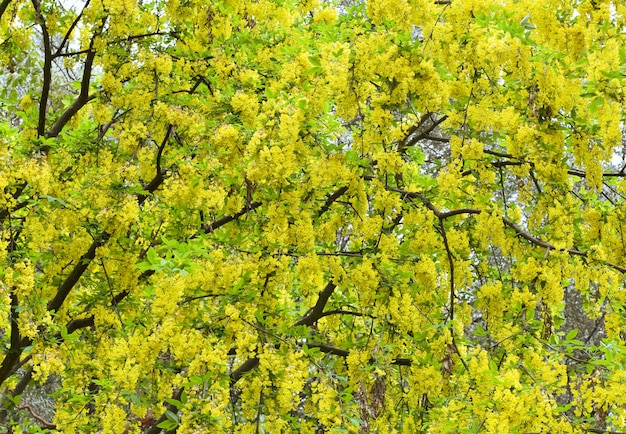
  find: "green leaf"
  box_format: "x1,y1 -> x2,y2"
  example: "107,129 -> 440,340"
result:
165,398 -> 183,409
303,66 -> 323,76
165,410 -> 180,424
600,70 -> 622,79
183,376 -> 204,386
44,195 -> 67,206
60,325 -> 78,342
555,403 -> 573,413
520,14 -> 536,29
122,391 -> 142,406
565,328 -> 578,341
588,96 -> 605,113
308,56 -> 321,67
147,247 -> 159,265
301,344 -> 322,357
135,261 -> 153,272
157,420 -> 178,430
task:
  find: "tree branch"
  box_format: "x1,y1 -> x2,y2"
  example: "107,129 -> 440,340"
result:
0,183 -> 29,222
501,217 -> 626,274
567,168 -> 626,178
229,277 -> 416,387
144,388 -> 183,434
583,430 -> 626,434
393,186 -> 626,275
484,148 -> 626,179
230,281 -> 338,386
137,126 -> 172,206
483,148 -> 517,159
116,30 -> 180,42
318,186 -> 349,217
45,48 -> 97,138
303,343 -> 412,366
439,208 -> 481,219
316,251 -> 365,257
294,282 -> 337,327
305,342 -> 349,357
52,49 -> 91,58
0,292 -> 24,386
0,0 -> 11,22
202,202 -> 262,234
47,232 -> 111,313
32,0 -> 53,138
397,114 -> 448,153
392,188 -> 444,218
438,219 -> 456,321
229,356 -> 260,385
66,316 -> 95,333
17,405 -> 55,429
319,309 -> 373,319
53,0 -> 92,58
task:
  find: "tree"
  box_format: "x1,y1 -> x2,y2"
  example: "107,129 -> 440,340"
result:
1,0 -> 626,432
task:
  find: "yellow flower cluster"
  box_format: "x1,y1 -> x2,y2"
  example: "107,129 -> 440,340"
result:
230,92 -> 259,126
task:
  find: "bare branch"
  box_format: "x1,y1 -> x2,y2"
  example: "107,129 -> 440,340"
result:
319,309 -> 374,319
231,281 -> 338,386
53,0 -> 92,58
484,148 -> 626,179
294,281 -> 337,327
305,342 -> 349,357
303,343 -> 412,366
66,316 -> 95,333
316,251 -> 364,257
46,48 -> 97,138
230,356 -> 260,385
483,148 -> 517,159
202,202 -> 262,234
568,168 -> 626,178
392,187 -> 443,218
439,208 -> 481,219
52,49 -> 91,58
117,30 -> 180,42
11,367 -> 33,398
155,126 -> 170,175
0,0 -> 11,21
438,219 -> 456,321
97,108 -> 130,141
136,126 -> 172,205
17,405 -> 55,429
47,232 -> 111,313
0,292 -> 24,386
502,217 -> 626,274
394,185 -> 626,275
318,186 -> 349,217
398,114 -> 449,153
32,0 -> 53,138
583,430 -> 626,434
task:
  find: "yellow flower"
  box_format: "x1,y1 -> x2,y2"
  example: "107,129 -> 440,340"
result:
19,94 -> 32,110
313,8 -> 337,24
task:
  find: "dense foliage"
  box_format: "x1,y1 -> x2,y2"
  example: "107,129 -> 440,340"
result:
2,0 -> 626,432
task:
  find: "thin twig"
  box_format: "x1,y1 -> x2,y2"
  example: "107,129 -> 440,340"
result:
17,405 -> 56,429
53,0 -> 92,58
